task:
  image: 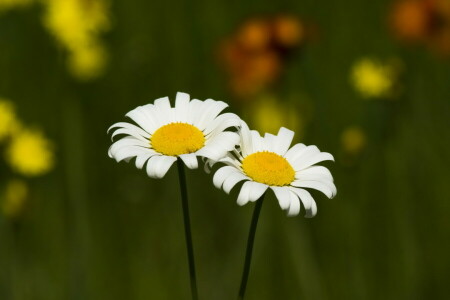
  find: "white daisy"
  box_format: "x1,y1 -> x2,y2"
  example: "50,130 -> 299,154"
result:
108,92 -> 241,178
209,121 -> 336,217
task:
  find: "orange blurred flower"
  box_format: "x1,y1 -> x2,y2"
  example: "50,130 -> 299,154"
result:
390,0 -> 431,41
273,15 -> 305,49
390,0 -> 450,56
218,15 -> 306,99
237,18 -> 272,52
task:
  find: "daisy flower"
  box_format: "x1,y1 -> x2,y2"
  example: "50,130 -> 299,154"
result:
210,121 -> 336,217
108,92 -> 241,178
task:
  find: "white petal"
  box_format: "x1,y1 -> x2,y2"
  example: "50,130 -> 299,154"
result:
111,128 -> 149,143
291,180 -> 336,198
204,113 -> 241,137
135,152 -> 158,169
212,155 -> 242,169
187,99 -> 203,125
154,96 -> 173,123
109,137 -> 149,154
247,182 -> 269,202
179,153 -> 198,169
273,127 -> 294,155
284,143 -> 307,162
196,145 -> 228,162
239,121 -> 254,157
204,158 -> 215,174
250,131 -> 264,153
135,106 -> 161,132
109,146 -> 152,162
289,188 -> 317,218
139,104 -> 166,129
199,132 -> 239,161
294,152 -> 334,171
174,92 -> 190,122
223,172 -> 248,194
206,131 -> 239,149
213,166 -> 236,189
286,145 -> 319,165
297,166 -> 333,181
262,133 -> 276,152
108,122 -> 151,139
271,186 -> 291,210
306,200 -> 318,218
287,191 -> 301,217
146,155 -> 177,179
237,181 -> 253,206
125,108 -> 156,133
194,100 -> 228,130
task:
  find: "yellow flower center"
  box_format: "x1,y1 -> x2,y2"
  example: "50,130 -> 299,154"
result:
242,151 -> 295,186
151,123 -> 205,156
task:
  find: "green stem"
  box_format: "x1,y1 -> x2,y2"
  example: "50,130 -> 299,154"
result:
238,193 -> 266,300
176,159 -> 199,300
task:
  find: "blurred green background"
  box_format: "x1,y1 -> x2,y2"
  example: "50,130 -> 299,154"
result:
1,0 -> 450,299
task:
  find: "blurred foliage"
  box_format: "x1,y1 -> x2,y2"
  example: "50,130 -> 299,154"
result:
1,0 -> 450,299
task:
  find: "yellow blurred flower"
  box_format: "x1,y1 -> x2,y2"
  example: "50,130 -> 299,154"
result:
341,126 -> 367,155
250,96 -> 302,136
42,0 -> 110,80
68,42 -> 107,80
1,179 -> 28,218
0,0 -> 33,11
351,58 -> 396,98
5,129 -> 55,176
0,99 -> 20,141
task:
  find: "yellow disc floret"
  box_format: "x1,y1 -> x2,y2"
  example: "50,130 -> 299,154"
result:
242,151 -> 295,186
151,122 -> 205,156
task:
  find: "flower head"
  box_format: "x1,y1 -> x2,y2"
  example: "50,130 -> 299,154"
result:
108,92 -> 241,178
389,0 -> 450,56
5,129 -> 55,176
351,58 -> 397,98
43,0 -> 110,80
218,15 -> 305,99
209,122 -> 336,217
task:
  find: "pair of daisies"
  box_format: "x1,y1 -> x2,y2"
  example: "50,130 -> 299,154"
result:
108,92 -> 336,217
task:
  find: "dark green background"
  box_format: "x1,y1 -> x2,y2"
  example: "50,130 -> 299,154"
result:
1,0 -> 450,299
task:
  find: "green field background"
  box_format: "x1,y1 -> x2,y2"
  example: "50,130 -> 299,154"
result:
1,0 -> 450,299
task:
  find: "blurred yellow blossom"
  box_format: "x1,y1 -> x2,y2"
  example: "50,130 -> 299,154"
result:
0,99 -> 20,141
351,58 -> 397,98
68,42 -> 107,80
0,0 -> 33,11
1,179 -> 28,218
5,129 -> 55,176
250,96 -> 302,136
341,126 -> 367,155
42,0 -> 110,80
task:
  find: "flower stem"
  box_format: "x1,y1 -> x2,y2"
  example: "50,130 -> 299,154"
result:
238,193 -> 266,300
176,159 -> 199,300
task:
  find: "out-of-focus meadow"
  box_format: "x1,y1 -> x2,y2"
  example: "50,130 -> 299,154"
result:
1,0 -> 450,299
